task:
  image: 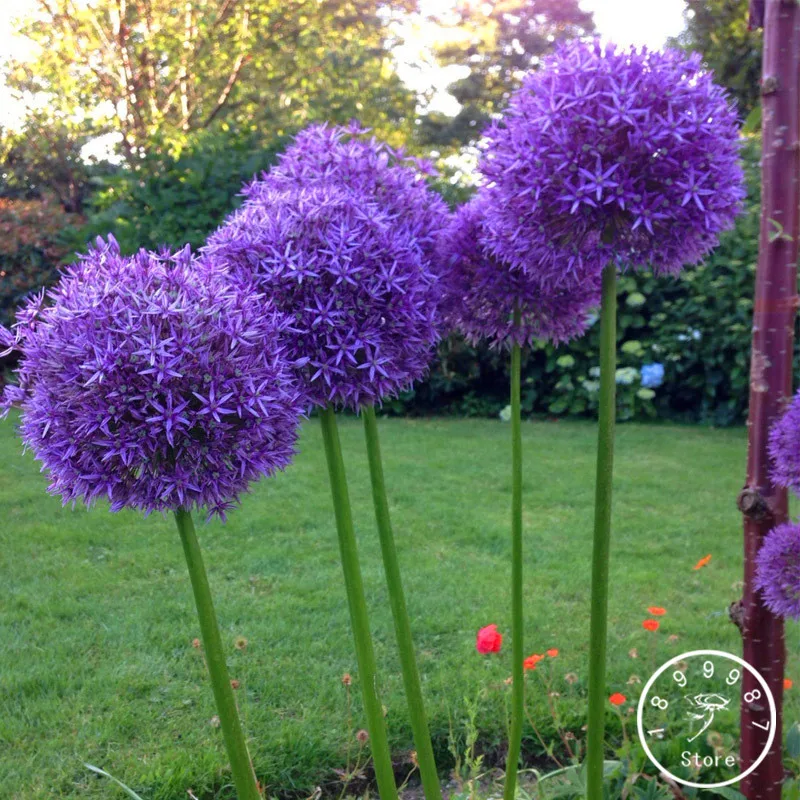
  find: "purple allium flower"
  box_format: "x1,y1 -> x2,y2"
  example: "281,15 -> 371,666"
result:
438,192 -> 600,348
204,185 -> 440,409
252,122 -> 449,262
769,391 -> 800,497
755,521 -> 800,619
480,40 -> 744,279
0,237 -> 302,519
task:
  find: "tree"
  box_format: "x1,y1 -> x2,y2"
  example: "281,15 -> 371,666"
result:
0,112 -> 103,213
669,0 -> 762,118
418,0 -> 594,148
5,0 -> 418,162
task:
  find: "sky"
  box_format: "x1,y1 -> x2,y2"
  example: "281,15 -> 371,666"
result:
0,1 -> 36,128
0,0 -> 689,129
584,0 -> 687,49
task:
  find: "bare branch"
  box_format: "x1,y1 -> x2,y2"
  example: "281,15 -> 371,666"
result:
202,51 -> 249,127
199,4 -> 250,128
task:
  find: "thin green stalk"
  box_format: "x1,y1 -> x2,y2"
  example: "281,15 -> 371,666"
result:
319,405 -> 399,800
362,404 -> 442,800
585,264 -> 617,799
174,509 -> 261,800
504,306 -> 524,800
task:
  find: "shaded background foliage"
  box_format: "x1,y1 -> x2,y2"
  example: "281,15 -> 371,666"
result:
0,0 -> 782,425
0,196 -> 82,330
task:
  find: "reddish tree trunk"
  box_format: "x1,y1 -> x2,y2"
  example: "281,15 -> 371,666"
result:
740,2 -> 800,797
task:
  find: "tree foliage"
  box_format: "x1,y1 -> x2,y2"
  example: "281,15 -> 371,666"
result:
6,0 -> 418,161
0,112 -> 108,213
669,0 -> 761,117
419,0 -> 594,147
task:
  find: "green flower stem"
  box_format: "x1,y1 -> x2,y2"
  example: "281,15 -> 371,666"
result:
504,306 -> 524,800
319,405 -> 399,800
361,404 -> 442,800
174,508 -> 261,800
585,263 -> 617,799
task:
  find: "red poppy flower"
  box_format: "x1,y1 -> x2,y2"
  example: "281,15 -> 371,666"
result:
524,653 -> 545,670
642,619 -> 660,632
609,692 -> 626,706
476,624 -> 503,654
547,648 -> 559,658
786,678 -> 794,690
647,606 -> 666,616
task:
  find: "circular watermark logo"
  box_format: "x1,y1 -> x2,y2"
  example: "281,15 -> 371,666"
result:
636,649 -> 776,789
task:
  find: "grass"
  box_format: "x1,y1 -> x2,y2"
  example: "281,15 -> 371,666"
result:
1,414 -> 798,799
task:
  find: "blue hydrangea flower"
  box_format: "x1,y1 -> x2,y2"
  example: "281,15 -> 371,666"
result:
1,237 -> 303,519
641,363 -> 665,389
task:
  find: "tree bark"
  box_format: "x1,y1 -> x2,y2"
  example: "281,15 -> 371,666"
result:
740,2 -> 800,797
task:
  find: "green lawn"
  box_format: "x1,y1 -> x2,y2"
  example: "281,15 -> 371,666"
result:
1,414 -> 798,799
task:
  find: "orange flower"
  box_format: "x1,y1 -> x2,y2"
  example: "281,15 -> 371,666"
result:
693,554 -> 712,570
609,692 -> 626,706
647,606 -> 666,616
786,678 -> 794,690
642,619 -> 660,632
547,648 -> 559,658
524,653 -> 545,671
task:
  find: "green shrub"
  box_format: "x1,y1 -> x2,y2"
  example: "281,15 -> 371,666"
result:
71,127 -> 290,254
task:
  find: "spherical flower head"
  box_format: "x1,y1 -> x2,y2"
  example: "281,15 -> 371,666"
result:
248,121 -> 449,264
1,237 -> 303,519
481,40 -> 745,279
770,391 -> 800,497
204,186 -> 439,409
755,521 -> 800,619
438,192 -> 600,349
